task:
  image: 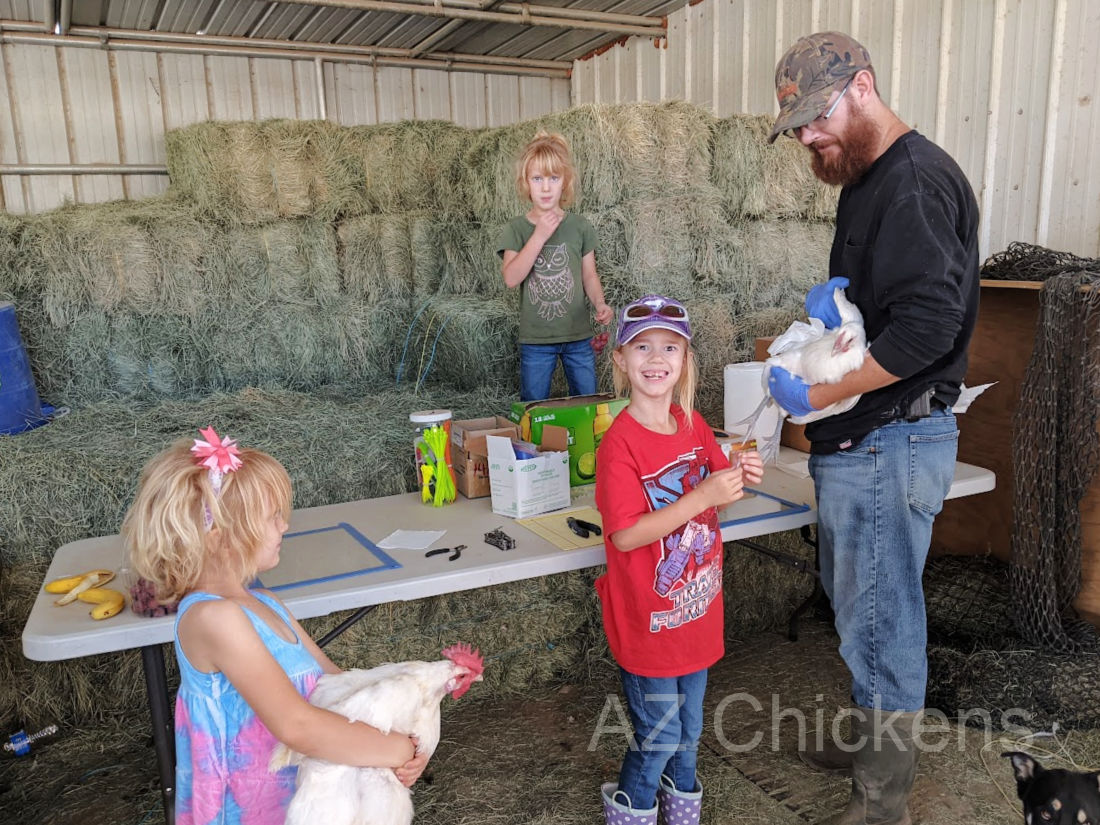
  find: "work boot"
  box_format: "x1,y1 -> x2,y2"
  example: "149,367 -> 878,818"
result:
799,715 -> 856,775
821,707 -> 921,825
602,782 -> 658,825
656,773 -> 702,825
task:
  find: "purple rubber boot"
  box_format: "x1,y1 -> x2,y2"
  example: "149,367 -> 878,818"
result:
656,773 -> 702,825
602,782 -> 658,825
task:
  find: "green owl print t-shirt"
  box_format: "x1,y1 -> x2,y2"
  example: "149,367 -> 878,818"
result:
496,213 -> 598,344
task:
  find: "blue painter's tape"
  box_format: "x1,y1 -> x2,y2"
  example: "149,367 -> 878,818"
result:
718,487 -> 811,530
255,522 -> 402,592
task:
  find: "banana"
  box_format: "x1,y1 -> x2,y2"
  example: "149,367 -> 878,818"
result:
76,587 -> 126,620
44,569 -> 112,594
47,570 -> 116,605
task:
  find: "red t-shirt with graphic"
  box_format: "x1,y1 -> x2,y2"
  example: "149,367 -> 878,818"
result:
594,404 -> 730,677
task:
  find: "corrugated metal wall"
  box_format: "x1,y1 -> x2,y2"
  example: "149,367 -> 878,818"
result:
0,45 -> 571,214
572,0 -> 1100,259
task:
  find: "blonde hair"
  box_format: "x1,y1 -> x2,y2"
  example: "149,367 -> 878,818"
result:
515,131 -> 577,209
121,440 -> 292,603
611,344 -> 699,427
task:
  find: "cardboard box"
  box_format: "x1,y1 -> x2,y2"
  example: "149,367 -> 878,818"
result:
486,434 -> 571,518
509,393 -> 629,486
450,416 -> 521,499
451,415 -> 518,451
754,337 -> 812,452
453,446 -> 491,499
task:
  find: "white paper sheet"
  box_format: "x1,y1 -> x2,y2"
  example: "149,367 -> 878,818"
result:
376,529 -> 446,550
952,382 -> 996,414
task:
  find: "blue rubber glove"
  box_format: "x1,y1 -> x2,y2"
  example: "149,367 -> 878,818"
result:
805,276 -> 850,329
768,366 -> 818,418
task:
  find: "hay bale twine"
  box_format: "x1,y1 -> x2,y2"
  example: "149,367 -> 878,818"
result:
399,294 -> 518,392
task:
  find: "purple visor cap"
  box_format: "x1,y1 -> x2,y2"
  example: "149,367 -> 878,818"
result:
615,295 -> 692,345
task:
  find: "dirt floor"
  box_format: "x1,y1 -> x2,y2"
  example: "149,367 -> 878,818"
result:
3,615 -> 1094,824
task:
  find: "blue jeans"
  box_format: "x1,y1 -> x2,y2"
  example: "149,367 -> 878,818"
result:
616,667 -> 707,810
519,339 -> 596,401
808,409 -> 958,712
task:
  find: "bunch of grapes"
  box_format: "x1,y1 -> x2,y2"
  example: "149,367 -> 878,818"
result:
591,330 -> 610,353
129,577 -> 179,618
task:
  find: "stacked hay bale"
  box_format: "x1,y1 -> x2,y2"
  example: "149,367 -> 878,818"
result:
1,103 -> 835,731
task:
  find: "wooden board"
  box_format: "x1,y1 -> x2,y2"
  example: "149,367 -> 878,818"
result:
931,283 -> 1039,559
929,281 -> 1100,628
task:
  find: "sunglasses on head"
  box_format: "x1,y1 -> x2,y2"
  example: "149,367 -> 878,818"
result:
623,301 -> 689,322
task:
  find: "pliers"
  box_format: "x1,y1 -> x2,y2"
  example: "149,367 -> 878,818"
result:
425,544 -> 465,561
567,517 -> 603,539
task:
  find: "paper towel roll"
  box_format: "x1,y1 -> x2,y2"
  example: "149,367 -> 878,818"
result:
724,361 -> 779,436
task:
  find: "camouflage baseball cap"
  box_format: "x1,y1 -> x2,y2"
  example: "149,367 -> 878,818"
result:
768,31 -> 873,144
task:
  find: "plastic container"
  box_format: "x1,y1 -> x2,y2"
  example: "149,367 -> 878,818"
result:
0,301 -> 46,435
410,410 -> 456,506
723,361 -> 779,437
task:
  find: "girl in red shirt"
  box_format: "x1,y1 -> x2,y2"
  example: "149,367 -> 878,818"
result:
595,295 -> 763,825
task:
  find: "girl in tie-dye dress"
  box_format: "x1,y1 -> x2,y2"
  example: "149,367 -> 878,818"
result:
123,431 -> 429,824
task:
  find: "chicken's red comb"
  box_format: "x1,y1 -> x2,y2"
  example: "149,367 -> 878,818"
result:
441,642 -> 484,675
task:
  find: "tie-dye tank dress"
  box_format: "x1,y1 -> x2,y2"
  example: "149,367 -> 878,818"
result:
173,591 -> 323,825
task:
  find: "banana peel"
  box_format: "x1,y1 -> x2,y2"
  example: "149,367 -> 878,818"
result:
76,587 -> 127,620
45,570 -> 115,605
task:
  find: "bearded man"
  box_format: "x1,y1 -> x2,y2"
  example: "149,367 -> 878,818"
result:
763,32 -> 981,825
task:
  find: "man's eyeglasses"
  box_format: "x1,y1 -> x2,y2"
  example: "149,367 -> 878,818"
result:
782,75 -> 855,140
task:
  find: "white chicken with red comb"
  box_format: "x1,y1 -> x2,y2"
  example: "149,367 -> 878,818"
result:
271,643 -> 484,825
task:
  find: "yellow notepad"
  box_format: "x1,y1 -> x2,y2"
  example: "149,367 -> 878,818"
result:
517,507 -> 605,551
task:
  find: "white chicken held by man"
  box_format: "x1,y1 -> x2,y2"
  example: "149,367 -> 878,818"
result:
730,279 -> 868,463
270,643 -> 484,825
766,287 -> 867,395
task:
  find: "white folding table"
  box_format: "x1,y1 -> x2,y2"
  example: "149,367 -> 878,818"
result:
22,447 -> 995,824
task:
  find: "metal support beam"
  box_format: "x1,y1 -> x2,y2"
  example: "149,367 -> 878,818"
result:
408,0 -> 507,58
0,23 -> 572,78
58,0 -> 71,35
276,0 -> 666,37
41,0 -> 56,33
0,163 -> 168,174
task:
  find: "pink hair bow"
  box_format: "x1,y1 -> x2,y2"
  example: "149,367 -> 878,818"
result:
191,426 -> 243,528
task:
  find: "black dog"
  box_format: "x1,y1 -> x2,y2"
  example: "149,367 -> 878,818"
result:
1003,751 -> 1100,824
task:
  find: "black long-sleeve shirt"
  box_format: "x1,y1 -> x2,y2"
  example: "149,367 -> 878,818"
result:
805,130 -> 980,454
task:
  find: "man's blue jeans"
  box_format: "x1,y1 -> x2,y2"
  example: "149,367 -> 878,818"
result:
519,339 -> 596,401
808,409 -> 958,712
616,667 -> 707,810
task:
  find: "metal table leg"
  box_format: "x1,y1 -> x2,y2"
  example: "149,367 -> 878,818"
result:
141,644 -> 175,825
731,523 -> 822,642
317,604 -> 378,648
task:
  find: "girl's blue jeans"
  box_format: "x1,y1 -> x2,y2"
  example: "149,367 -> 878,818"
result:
809,408 -> 958,712
519,339 -> 596,401
616,667 -> 707,810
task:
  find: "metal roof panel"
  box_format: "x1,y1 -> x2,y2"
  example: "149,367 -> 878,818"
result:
0,0 -> 41,24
